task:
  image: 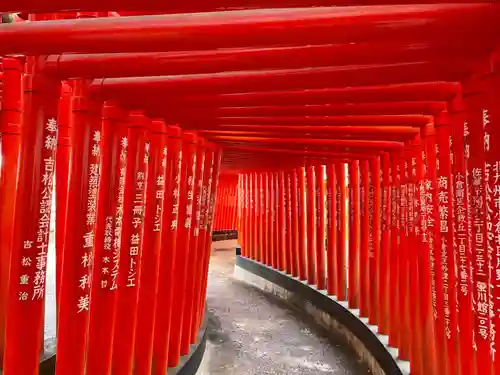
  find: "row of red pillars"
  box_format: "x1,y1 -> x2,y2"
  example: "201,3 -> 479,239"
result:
237,165 -> 349,296
235,65 -> 500,375
214,174 -> 238,231
0,55 -> 222,375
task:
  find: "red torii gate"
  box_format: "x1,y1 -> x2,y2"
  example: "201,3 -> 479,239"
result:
0,3 -> 498,375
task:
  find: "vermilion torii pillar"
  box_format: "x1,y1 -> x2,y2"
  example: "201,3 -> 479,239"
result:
0,58 -> 22,364
56,80 -> 102,375
135,119 -> 168,375
153,126 -> 183,375
181,139 -> 206,356
2,58 -> 61,375
112,111 -> 150,375
1,6 -> 500,375
168,132 -> 198,367
315,164 -> 326,290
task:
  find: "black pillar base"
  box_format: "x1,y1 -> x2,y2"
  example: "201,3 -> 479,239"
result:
0,316 -> 208,375
212,230 -> 238,242
236,254 -> 405,375
168,315 -> 208,375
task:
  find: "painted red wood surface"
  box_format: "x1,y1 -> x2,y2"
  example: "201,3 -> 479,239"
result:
315,165 -> 326,290
2,7 -> 500,375
0,58 -> 22,363
306,165 -> 317,285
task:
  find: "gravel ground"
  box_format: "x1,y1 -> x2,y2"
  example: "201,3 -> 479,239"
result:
197,250 -> 370,375
43,214 -> 369,374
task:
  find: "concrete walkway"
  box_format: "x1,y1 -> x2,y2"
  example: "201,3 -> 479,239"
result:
197,250 -> 370,375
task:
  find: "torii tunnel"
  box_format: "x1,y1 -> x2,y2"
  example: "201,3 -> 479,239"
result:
1,2 -> 500,375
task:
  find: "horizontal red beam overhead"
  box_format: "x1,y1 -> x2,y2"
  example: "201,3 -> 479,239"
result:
199,130 -> 416,142
222,158 -> 308,171
207,135 -> 404,150
1,0 -> 495,14
220,150 -> 377,171
221,158 -> 354,171
43,41 -> 487,79
0,5 -> 497,55
124,83 -> 460,114
91,62 -> 468,99
200,125 -> 417,137
158,101 -> 447,118
218,142 -> 393,157
183,114 -> 431,127
224,145 -> 376,159
202,125 -> 418,134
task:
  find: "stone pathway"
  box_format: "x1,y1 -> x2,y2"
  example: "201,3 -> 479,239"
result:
197,250 -> 370,375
